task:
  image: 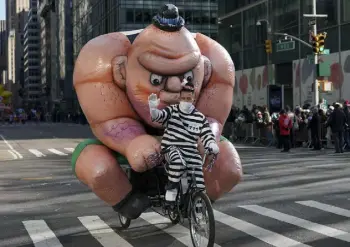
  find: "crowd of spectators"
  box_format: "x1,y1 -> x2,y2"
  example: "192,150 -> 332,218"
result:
224,101 -> 350,154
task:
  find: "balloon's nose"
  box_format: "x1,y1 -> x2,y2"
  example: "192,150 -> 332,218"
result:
165,76 -> 182,93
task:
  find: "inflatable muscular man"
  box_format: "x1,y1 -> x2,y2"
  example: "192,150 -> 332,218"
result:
72,4 -> 242,219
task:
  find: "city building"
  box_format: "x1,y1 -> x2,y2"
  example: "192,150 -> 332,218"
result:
6,30 -> 15,91
0,20 -> 6,78
218,0 -> 350,109
38,0 -> 58,113
57,0 -> 74,113
72,0 -> 218,60
5,0 -> 31,108
23,3 -> 41,107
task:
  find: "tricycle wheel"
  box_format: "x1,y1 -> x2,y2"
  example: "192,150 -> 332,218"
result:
118,213 -> 131,229
168,209 -> 180,225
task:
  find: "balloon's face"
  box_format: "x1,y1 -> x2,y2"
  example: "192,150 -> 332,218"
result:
125,25 -> 205,127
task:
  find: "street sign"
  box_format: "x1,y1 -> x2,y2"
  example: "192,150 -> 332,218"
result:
276,41 -> 295,52
320,49 -> 330,55
307,54 -> 315,64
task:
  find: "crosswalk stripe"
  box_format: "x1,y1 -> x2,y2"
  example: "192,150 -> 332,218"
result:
22,220 -> 63,247
28,149 -> 46,157
213,210 -> 310,247
64,148 -> 74,153
78,215 -> 133,247
8,150 -> 17,159
140,212 -> 221,247
12,150 -> 23,159
296,200 -> 350,218
240,205 -> 350,242
48,149 -> 68,156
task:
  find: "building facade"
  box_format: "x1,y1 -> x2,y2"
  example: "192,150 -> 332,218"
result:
7,30 -> 15,88
72,0 -> 218,61
218,0 -> 350,109
5,0 -> 31,108
57,0 -> 74,112
6,30 -> 16,103
0,20 -> 6,77
38,0 -> 58,112
23,4 -> 41,107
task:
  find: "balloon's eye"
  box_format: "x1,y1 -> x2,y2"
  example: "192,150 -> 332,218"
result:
150,74 -> 163,86
183,71 -> 193,82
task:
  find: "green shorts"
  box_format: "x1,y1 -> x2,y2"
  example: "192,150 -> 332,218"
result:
71,136 -> 228,176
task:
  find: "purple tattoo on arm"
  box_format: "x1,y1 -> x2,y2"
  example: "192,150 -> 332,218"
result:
104,121 -> 145,140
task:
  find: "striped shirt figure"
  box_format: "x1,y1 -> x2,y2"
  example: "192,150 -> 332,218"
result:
148,82 -> 219,202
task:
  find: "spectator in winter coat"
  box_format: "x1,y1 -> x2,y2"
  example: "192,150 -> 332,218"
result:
327,103 -> 347,153
308,109 -> 322,150
279,109 -> 293,152
343,102 -> 350,150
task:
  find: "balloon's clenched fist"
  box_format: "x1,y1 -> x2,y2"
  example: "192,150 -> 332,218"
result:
71,3 -> 242,220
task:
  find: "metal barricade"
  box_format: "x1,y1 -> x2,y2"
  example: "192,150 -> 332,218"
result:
231,122 -> 274,146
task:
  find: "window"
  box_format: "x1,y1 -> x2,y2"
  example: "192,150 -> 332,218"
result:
210,11 -> 217,25
193,11 -> 201,24
341,24 -> 350,50
135,10 -> 142,23
126,9 -> 134,23
342,0 -> 350,23
143,10 -> 152,23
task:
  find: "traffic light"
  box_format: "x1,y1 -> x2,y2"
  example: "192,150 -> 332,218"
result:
311,32 -> 327,54
265,39 -> 272,54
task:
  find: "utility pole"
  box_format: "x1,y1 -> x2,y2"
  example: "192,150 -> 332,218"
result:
312,0 -> 319,106
303,0 -> 327,106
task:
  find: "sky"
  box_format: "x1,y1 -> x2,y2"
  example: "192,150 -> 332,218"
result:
0,0 -> 5,20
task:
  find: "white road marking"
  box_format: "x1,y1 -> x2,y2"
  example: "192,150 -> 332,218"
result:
214,210 -> 310,247
8,150 -> 18,159
22,220 -> 63,247
12,150 -> 23,158
296,200 -> 350,218
64,148 -> 74,153
28,149 -> 46,157
48,149 -> 68,156
1,134 -> 22,159
140,212 -> 221,247
240,205 -> 350,242
78,215 -> 133,247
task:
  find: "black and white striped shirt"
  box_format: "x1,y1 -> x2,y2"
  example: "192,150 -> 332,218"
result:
151,104 -> 216,150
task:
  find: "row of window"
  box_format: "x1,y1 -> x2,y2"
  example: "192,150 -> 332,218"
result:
229,23 -> 350,70
72,6 -> 218,57
73,0 -> 217,11
26,80 -> 40,84
219,0 -> 350,54
25,87 -> 41,91
28,70 -> 40,76
124,9 -> 218,25
25,40 -> 40,44
73,6 -> 218,30
25,61 -> 40,67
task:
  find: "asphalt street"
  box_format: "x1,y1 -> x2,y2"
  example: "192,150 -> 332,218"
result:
0,123 -> 350,247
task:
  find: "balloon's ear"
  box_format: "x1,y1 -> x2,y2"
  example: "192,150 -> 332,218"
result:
203,55 -> 212,87
112,56 -> 128,90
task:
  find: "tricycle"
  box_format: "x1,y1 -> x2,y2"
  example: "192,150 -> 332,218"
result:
119,146 -> 218,247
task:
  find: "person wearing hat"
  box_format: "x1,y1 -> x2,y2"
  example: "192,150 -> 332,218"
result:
326,103 -> 347,153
